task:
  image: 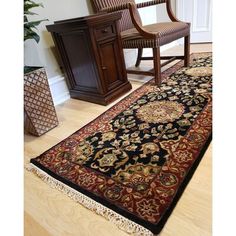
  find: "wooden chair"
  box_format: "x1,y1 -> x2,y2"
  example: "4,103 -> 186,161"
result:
91,0 -> 190,86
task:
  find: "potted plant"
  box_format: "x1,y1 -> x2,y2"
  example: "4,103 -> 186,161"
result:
24,0 -> 58,136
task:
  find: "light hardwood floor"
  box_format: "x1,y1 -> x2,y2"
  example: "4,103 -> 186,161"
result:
24,44 -> 212,236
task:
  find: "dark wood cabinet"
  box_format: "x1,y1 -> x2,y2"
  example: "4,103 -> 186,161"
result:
46,12 -> 132,105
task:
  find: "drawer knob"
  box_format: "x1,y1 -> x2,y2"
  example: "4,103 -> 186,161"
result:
102,29 -> 108,33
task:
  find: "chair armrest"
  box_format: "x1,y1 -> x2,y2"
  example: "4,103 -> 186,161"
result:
128,3 -> 157,40
166,0 -> 181,22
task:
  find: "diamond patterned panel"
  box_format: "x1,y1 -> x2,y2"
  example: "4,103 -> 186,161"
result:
24,67 -> 59,136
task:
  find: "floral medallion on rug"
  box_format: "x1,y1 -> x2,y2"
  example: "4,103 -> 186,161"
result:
28,53 -> 212,236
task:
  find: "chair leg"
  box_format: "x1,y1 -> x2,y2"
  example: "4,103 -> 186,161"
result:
135,48 -> 143,67
153,47 -> 161,86
184,35 -> 190,67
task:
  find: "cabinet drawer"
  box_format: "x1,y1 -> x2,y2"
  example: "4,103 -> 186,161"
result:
94,24 -> 115,40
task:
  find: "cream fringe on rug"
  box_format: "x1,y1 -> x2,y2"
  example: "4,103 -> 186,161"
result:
26,163 -> 156,236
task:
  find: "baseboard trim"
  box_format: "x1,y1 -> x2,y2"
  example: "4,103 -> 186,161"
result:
48,74 -> 65,86
48,74 -> 70,106
124,49 -> 137,68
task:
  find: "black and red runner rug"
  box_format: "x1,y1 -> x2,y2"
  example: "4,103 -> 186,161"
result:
28,53 -> 212,235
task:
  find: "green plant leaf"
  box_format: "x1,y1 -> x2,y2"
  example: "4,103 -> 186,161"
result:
24,1 -> 47,43
24,10 -> 38,16
24,27 -> 40,43
24,19 -> 48,29
24,1 -> 44,13
24,15 -> 28,22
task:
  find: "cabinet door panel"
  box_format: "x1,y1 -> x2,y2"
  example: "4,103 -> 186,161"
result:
62,31 -> 99,92
98,40 -> 124,91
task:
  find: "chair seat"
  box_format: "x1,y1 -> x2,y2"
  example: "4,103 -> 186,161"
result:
121,22 -> 190,48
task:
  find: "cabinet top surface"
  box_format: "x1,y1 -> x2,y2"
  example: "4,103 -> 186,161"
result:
47,12 -> 122,32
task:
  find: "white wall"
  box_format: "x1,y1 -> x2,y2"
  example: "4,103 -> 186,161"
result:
156,0 -> 176,23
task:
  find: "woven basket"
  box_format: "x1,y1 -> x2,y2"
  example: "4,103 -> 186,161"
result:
24,67 -> 59,136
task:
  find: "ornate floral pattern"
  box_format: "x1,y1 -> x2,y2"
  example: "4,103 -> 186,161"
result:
136,199 -> 160,223
136,101 -> 185,124
30,53 -> 212,235
185,66 -> 212,77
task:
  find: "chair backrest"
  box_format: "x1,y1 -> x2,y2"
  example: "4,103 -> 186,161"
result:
90,0 -> 142,32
